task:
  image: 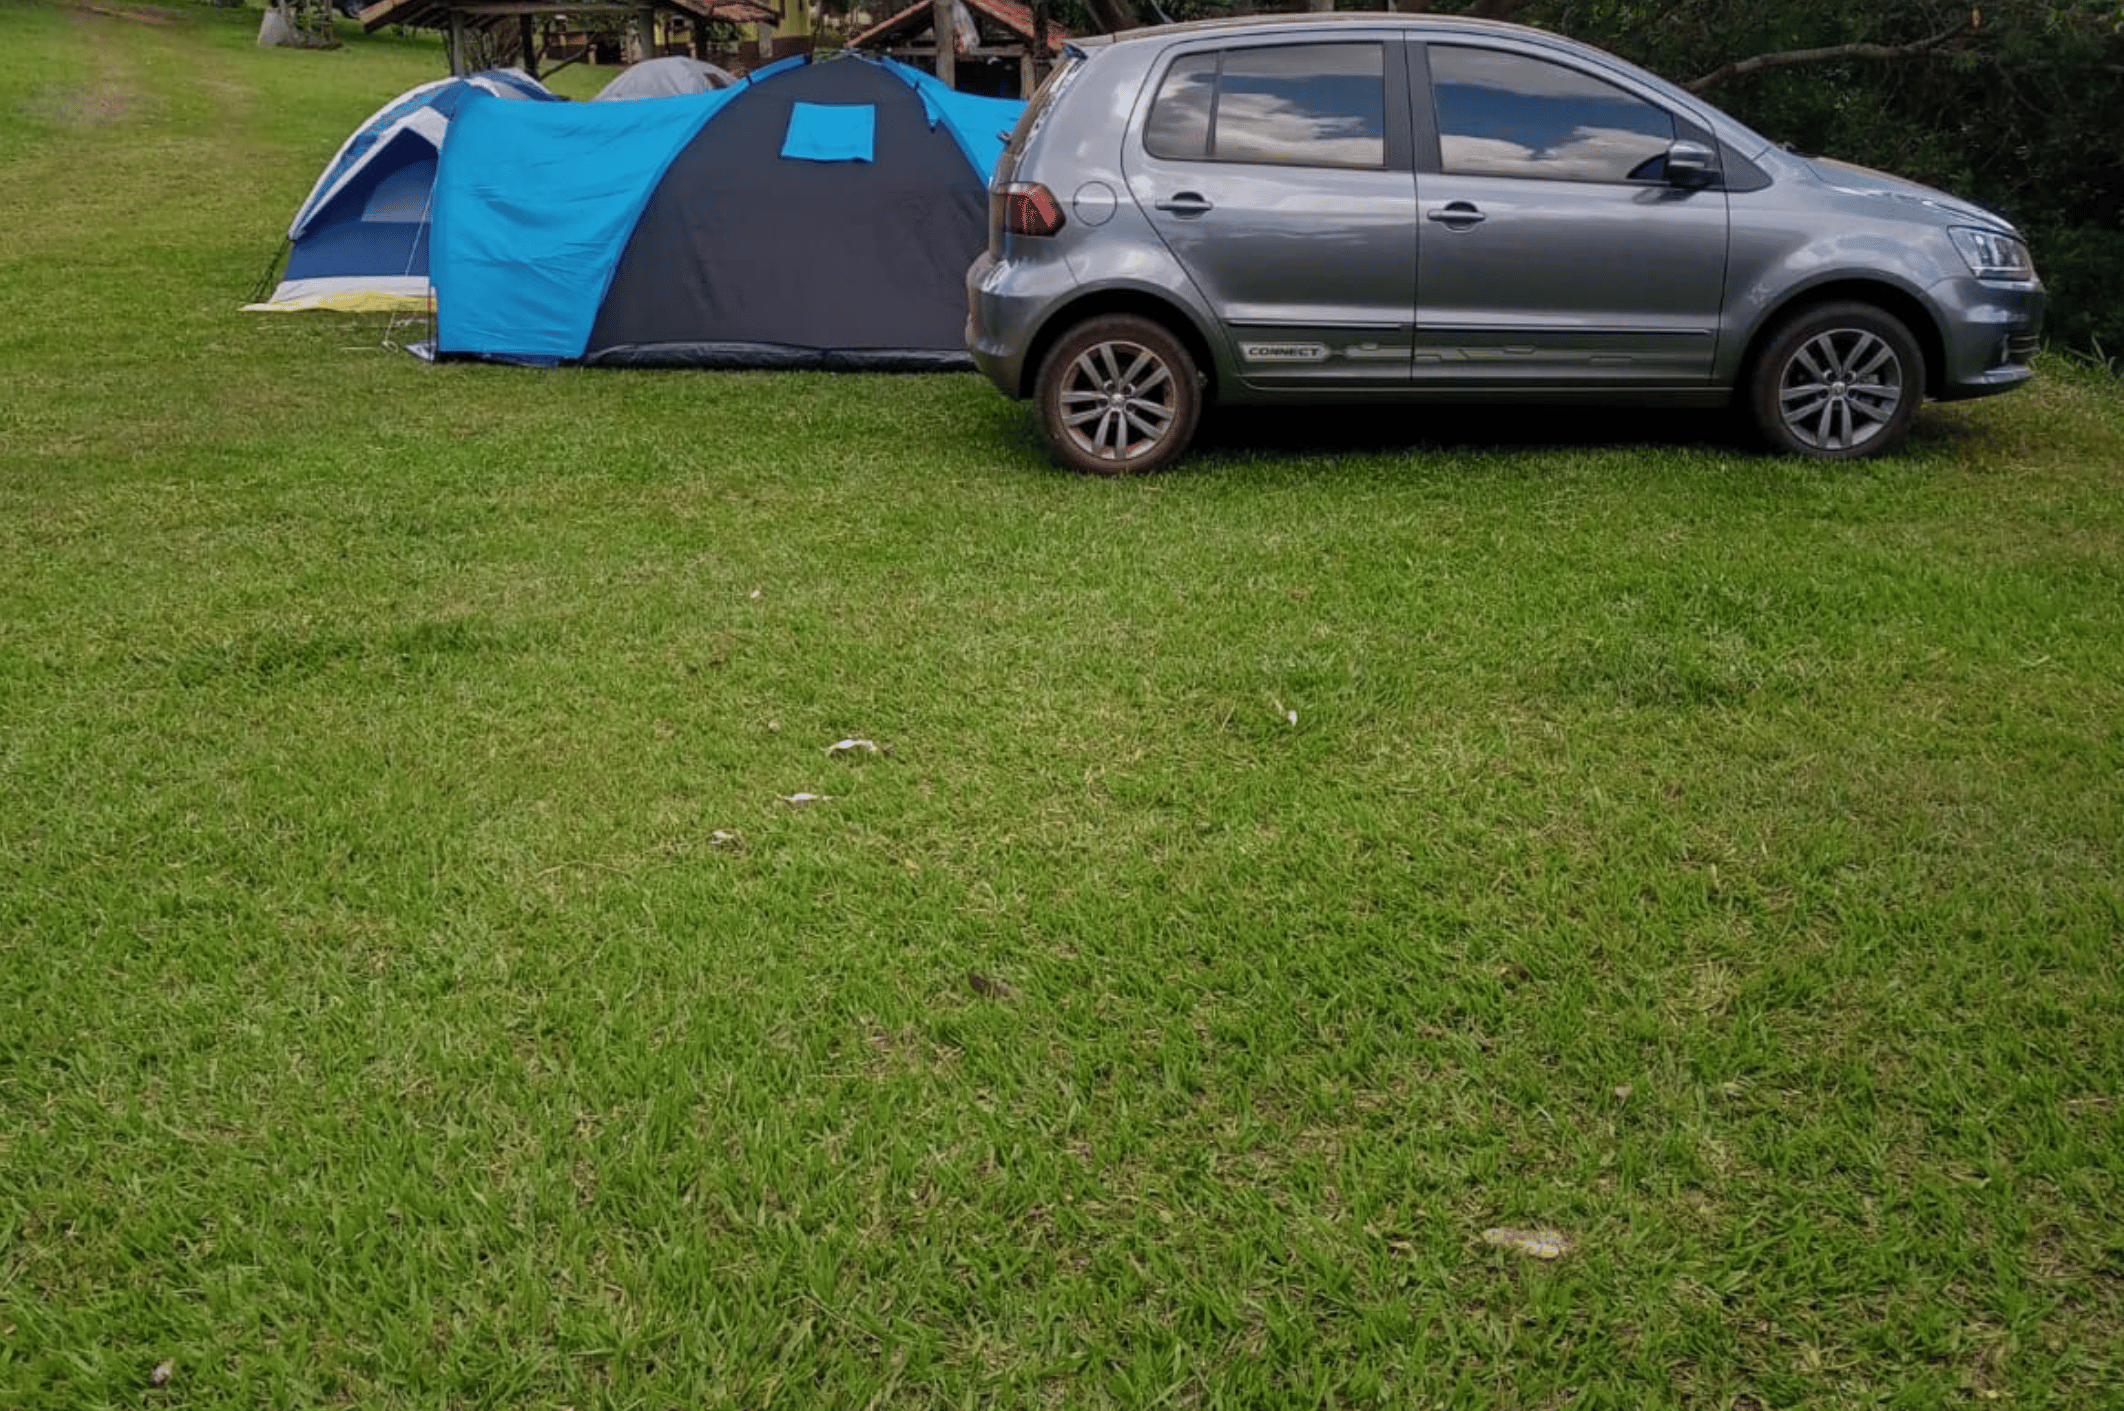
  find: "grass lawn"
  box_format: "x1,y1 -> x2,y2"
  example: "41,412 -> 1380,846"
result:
2,3 -> 2120,1406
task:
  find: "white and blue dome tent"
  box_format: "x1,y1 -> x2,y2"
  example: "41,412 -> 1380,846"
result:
246,68 -> 560,314
425,53 -> 1024,370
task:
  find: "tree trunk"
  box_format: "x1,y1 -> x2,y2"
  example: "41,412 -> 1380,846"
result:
259,0 -> 342,50
931,0 -> 954,87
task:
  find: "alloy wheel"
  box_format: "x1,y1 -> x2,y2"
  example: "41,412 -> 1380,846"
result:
1055,338 -> 1180,466
1775,326 -> 1906,454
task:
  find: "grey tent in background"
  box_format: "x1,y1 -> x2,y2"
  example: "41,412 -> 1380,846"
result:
593,56 -> 739,101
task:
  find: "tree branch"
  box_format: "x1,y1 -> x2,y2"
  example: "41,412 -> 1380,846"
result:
1686,25 -> 1970,94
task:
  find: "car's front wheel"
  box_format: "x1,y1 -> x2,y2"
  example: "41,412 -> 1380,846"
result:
1749,302 -> 1925,459
1036,315 -> 1201,476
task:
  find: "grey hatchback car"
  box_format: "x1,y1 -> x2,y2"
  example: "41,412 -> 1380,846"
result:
966,14 -> 2043,473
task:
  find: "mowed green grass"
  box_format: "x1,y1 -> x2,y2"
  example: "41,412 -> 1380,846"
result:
2,4 -> 2120,1407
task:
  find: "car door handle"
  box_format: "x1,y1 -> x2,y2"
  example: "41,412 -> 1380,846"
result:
1154,192 -> 1214,216
1426,201 -> 1486,228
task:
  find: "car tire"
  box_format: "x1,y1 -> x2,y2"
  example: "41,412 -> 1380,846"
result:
1749,302 -> 1925,460
1036,315 -> 1201,476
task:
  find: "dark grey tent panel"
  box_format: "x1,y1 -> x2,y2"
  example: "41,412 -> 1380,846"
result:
584,58 -> 989,371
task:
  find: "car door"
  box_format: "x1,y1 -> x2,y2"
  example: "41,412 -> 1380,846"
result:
1412,43 -> 1729,385
1123,38 -> 1418,390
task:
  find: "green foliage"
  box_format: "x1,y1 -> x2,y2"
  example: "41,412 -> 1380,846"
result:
1576,1 -> 2124,356
1635,2 -> 2121,355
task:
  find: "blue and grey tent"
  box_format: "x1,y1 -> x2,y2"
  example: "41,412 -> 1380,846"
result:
247,68 -> 558,313
428,54 -> 1024,370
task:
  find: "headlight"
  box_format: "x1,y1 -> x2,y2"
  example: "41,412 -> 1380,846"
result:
1949,227 -> 2035,280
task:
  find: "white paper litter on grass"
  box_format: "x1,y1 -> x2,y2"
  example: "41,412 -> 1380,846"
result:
1482,1227 -> 1573,1260
780,793 -> 832,807
827,739 -> 879,756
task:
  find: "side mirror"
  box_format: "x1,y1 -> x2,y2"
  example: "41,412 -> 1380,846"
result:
1666,140 -> 1721,189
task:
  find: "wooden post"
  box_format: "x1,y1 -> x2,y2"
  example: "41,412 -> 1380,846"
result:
630,7 -> 655,62
1029,0 -> 1049,96
447,9 -> 469,74
518,12 -> 538,78
931,0 -> 954,88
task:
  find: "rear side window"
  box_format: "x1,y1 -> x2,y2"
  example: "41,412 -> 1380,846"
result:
1144,43 -> 1386,170
1430,46 -> 1673,183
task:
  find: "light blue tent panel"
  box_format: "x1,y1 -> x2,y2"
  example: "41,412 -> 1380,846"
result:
782,102 -> 878,163
879,62 -> 1025,179
432,87 -> 741,361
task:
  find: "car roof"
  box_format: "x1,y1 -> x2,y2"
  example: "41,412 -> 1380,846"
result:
1074,12 -> 1560,51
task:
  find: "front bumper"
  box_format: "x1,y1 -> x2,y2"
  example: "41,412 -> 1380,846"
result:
1933,275 -> 2045,402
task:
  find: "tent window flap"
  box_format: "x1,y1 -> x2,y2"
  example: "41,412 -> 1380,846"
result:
781,103 -> 877,163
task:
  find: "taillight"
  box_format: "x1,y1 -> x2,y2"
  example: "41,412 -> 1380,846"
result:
1001,182 -> 1066,238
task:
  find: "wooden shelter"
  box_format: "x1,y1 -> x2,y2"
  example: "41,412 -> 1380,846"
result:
850,0 -> 1069,98
357,0 -> 781,78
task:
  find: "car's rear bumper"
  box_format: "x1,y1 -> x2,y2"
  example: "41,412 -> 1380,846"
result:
965,252 -> 1025,398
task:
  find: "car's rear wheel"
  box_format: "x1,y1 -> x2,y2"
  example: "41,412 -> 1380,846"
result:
1036,315 -> 1201,476
1749,302 -> 1924,460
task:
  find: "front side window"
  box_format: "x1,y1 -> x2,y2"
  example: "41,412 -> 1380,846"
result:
1430,46 -> 1673,183
1144,43 -> 1386,170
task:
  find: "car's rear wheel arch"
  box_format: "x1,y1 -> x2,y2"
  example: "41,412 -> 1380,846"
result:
1019,292 -> 1218,405
1741,281 -> 1948,401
